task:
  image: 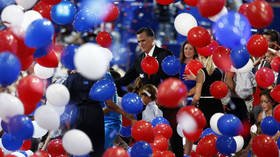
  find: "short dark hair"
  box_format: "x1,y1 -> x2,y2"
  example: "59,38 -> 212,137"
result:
263,29 -> 280,43
136,27 -> 155,37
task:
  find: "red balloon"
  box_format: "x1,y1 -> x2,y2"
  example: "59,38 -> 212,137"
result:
103,146 -> 129,157
210,81 -> 228,99
0,29 -> 18,54
212,46 -> 232,72
131,120 -> 154,143
153,124 -> 173,139
47,139 -> 66,157
196,134 -> 218,157
190,151 -> 200,157
0,148 -> 3,157
17,75 -> 45,114
4,155 -> 16,157
197,40 -> 219,57
156,0 -> 174,5
18,54 -> 34,70
33,1 -> 53,20
187,26 -> 211,48
16,37 -> 36,57
177,106 -> 206,129
96,31 -> 112,48
183,0 -> 198,6
183,128 -> 203,142
122,116 -> 132,127
36,50 -> 59,68
160,151 -> 175,157
270,85 -> 280,103
152,151 -> 163,157
30,150 -> 51,157
247,0 -> 274,28
246,35 -> 268,57
103,4 -> 120,22
255,67 -> 275,88
40,0 -> 60,5
253,87 -> 261,106
273,105 -> 280,123
141,56 -> 159,75
152,135 -> 169,151
252,134 -> 279,157
238,3 -> 249,17
184,59 -> 204,76
157,78 -> 188,108
271,56 -> 280,72
20,140 -> 32,150
197,0 -> 225,17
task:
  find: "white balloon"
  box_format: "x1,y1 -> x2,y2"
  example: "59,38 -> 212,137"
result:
0,93 -> 24,122
25,150 -> 34,156
209,7 -> 228,22
32,121 -> 48,138
11,152 -> 26,157
34,63 -> 55,79
16,0 -> 37,10
174,13 -> 197,36
177,113 -> 197,133
210,113 -> 224,135
34,105 -> 60,130
233,136 -> 244,152
74,43 -> 111,80
0,118 -> 2,132
62,129 -> 93,156
176,124 -> 184,138
236,59 -> 254,73
1,5 -> 24,27
46,101 -> 65,115
20,10 -> 42,36
46,84 -> 70,107
250,124 -> 257,134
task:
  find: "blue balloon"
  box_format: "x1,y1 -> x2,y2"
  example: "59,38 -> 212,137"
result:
0,0 -> 14,10
73,8 -> 100,32
120,126 -> 131,137
25,18 -> 54,48
131,141 -> 152,157
8,115 -> 34,140
0,52 -> 21,86
151,116 -> 170,127
212,11 -> 251,49
121,93 -> 144,114
230,47 -> 250,69
61,44 -> 78,70
201,128 -> 217,139
1,133 -> 23,151
217,114 -> 242,136
89,78 -> 116,101
51,1 -> 77,25
260,116 -> 279,136
33,45 -> 51,58
216,136 -> 236,155
161,55 -> 180,76
1,120 -> 8,133
277,137 -> 280,149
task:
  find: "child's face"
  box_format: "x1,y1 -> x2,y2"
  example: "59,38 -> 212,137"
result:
140,93 -> 150,105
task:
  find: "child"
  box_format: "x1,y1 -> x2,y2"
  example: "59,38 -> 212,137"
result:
139,84 -> 163,122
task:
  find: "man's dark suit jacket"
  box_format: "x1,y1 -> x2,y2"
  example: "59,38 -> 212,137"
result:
115,46 -> 173,95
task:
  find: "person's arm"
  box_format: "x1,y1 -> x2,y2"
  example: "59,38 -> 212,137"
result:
105,99 -> 135,120
192,70 -> 204,106
224,72 -> 235,91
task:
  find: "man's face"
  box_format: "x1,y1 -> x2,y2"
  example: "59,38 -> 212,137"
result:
137,32 -> 154,53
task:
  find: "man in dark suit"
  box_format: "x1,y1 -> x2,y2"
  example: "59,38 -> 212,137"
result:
115,27 -> 183,157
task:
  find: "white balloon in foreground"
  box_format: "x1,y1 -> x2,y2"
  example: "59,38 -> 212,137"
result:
233,135 -> 244,152
32,121 -> 48,138
74,43 -> 111,80
174,13 -> 197,36
62,129 -> 93,156
1,5 -> 24,27
34,63 -> 55,79
46,84 -> 70,107
34,105 -> 60,130
16,0 -> 38,10
210,113 -> 224,135
0,93 -> 24,122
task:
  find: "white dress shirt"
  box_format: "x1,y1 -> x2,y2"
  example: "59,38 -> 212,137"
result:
142,101 -> 163,122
